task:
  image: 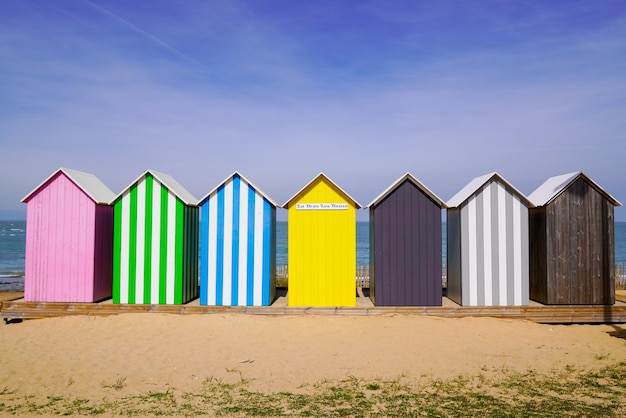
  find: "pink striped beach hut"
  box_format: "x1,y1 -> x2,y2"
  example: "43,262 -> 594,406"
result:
22,168 -> 116,302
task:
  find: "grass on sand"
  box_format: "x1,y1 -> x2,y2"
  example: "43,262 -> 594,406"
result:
1,362 -> 626,417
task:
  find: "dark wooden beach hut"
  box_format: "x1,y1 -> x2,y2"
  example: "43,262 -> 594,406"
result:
366,173 -> 447,306
528,172 -> 622,305
446,172 -> 533,306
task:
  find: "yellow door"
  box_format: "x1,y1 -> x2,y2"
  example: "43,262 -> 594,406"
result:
287,176 -> 356,306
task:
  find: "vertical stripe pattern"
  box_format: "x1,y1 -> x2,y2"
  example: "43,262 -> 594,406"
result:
113,174 -> 198,305
460,181 -> 529,306
199,174 -> 275,306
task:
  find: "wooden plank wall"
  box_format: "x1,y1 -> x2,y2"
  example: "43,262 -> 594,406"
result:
370,180 -> 442,306
529,207 -> 547,303
446,209 -> 462,305
199,175 -> 276,307
4,300 -> 626,324
182,205 -> 199,305
532,178 -> 615,304
451,180 -> 529,306
287,177 -> 357,307
112,174 -> 198,305
24,173 -> 104,303
93,204 -> 114,302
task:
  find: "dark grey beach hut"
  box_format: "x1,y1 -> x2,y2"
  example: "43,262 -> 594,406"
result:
527,172 -> 621,305
367,173 -> 447,306
446,172 -> 533,306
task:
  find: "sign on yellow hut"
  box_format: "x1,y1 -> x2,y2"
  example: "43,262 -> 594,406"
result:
283,173 -> 361,307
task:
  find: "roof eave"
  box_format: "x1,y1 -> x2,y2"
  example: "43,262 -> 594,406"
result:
282,172 -> 361,209
113,169 -> 198,206
22,167 -> 115,205
539,172 -> 622,207
198,171 -> 279,207
366,172 -> 447,208
447,172 -> 534,209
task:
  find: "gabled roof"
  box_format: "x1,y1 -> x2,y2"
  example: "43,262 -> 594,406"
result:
282,173 -> 361,209
22,167 -> 115,204
114,169 -> 198,206
447,172 -> 533,208
198,171 -> 279,207
528,171 -> 622,207
366,172 -> 447,208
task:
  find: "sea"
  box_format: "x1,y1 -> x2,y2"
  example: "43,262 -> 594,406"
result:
2,220 -> 626,292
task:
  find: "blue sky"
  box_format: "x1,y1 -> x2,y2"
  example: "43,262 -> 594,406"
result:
1,0 -> 625,221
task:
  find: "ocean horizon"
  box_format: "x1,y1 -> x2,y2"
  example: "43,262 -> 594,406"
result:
2,220 -> 626,291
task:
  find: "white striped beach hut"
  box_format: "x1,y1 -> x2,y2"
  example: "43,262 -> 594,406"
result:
112,170 -> 199,305
198,172 -> 277,306
446,172 -> 533,306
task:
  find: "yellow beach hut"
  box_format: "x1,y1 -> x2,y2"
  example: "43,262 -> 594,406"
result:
283,173 -> 361,307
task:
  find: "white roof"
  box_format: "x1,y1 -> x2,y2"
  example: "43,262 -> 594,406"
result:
114,169 -> 198,206
22,167 -> 115,204
447,172 -> 533,208
366,172 -> 447,208
282,172 -> 361,209
198,171 -> 279,207
528,171 -> 622,207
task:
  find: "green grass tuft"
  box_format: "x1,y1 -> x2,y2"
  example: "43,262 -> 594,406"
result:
1,362 -> 626,416
101,376 -> 127,391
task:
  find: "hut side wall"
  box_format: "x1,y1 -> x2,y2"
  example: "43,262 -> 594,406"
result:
24,173 -> 100,302
368,210 -> 377,304
199,176 -> 276,306
457,181 -> 529,306
269,206 -> 276,304
288,177 -> 356,307
446,209 -> 462,305
93,204 -> 114,302
183,205 -> 199,304
602,203 -> 615,304
528,207 -> 547,304
542,178 -> 615,304
370,180 -> 442,306
113,174 -> 198,305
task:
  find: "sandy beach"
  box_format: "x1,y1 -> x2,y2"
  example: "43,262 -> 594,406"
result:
1,291 -> 626,416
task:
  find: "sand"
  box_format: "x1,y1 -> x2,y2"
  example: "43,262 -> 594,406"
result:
0,289 -> 625,415
1,310 -> 625,404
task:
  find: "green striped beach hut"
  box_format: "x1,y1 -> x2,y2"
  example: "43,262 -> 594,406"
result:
112,170 -> 199,305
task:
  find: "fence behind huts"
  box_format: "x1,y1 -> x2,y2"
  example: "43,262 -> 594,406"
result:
277,263 -> 624,290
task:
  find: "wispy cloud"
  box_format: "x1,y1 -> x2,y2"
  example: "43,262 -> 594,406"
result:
1,0 -> 625,219
80,0 -> 218,76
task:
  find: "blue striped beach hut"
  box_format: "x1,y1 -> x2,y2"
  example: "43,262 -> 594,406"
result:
112,170 -> 199,305
446,172 -> 533,307
198,171 -> 277,306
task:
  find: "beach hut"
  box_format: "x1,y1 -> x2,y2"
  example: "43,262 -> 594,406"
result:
367,173 -> 447,306
283,173 -> 361,307
446,172 -> 533,306
528,172 -> 621,305
198,171 -> 277,306
22,168 -> 115,302
112,170 -> 199,305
